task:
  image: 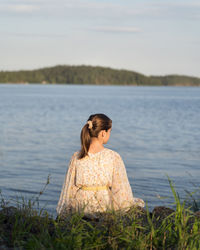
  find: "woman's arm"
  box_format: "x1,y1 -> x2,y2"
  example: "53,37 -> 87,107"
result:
110,153 -> 144,211
56,152 -> 79,215
110,153 -> 135,210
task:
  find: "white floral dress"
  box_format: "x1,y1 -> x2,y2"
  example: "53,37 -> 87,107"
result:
57,148 -> 144,218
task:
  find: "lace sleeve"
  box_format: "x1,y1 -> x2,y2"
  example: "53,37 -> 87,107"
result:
110,153 -> 145,210
56,152 -> 79,215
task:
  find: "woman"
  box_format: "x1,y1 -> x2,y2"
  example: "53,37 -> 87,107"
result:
57,113 -> 144,219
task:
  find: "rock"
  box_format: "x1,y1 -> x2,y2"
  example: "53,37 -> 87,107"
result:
152,206 -> 175,219
152,206 -> 175,228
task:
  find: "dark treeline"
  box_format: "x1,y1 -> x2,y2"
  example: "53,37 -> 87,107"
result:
0,65 -> 200,86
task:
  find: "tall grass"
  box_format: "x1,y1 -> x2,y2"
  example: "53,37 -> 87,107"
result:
0,177 -> 199,249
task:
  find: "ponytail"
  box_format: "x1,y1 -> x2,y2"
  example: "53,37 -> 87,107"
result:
78,113 -> 112,159
78,124 -> 91,159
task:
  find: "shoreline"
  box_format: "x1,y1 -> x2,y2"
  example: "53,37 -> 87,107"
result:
1,204 -> 199,249
1,82 -> 200,87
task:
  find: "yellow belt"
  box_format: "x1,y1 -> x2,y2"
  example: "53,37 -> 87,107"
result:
81,185 -> 109,191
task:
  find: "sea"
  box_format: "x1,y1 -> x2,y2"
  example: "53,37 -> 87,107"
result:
0,84 -> 200,216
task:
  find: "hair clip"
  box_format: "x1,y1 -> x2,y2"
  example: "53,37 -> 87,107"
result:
87,120 -> 93,129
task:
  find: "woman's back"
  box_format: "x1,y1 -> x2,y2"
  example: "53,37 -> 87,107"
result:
76,148 -> 115,187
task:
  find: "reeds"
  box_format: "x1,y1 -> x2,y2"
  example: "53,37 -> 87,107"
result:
0,176 -> 199,249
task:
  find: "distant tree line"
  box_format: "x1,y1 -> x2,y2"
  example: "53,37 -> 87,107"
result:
0,65 -> 200,86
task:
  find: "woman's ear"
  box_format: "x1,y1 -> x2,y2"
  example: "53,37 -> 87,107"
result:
98,130 -> 103,139
102,130 -> 106,137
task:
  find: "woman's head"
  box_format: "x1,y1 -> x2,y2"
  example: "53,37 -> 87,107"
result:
78,113 -> 112,159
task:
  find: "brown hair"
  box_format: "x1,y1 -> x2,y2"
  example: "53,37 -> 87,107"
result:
78,114 -> 112,159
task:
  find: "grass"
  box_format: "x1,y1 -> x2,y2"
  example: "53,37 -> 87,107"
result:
0,177 -> 199,250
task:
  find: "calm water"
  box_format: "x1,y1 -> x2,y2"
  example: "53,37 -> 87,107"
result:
0,84 -> 200,215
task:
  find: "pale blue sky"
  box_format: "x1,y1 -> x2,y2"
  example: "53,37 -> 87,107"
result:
1,0 -> 200,77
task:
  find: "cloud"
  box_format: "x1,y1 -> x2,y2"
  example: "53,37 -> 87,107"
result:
92,26 -> 141,33
1,1 -> 200,26
0,0 -> 137,19
2,32 -> 68,38
0,4 -> 39,13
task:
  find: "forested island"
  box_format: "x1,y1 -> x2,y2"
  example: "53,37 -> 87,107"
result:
0,65 -> 200,86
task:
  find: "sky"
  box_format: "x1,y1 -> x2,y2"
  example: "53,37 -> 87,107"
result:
0,0 -> 200,77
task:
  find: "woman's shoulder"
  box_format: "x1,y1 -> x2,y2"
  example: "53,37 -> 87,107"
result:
104,147 -> 121,158
69,151 -> 79,161
73,151 -> 80,157
71,148 -> 121,161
